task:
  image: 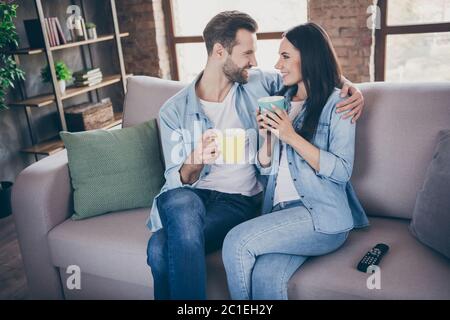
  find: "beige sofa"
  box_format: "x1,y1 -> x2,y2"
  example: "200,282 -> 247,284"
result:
12,76 -> 450,299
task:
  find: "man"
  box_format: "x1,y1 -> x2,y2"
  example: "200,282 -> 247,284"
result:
147,11 -> 364,300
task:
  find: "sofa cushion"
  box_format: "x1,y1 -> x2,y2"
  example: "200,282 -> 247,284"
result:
60,119 -> 164,220
48,213 -> 450,300
352,82 -> 450,220
410,130 -> 450,259
47,208 -> 230,299
287,217 -> 450,299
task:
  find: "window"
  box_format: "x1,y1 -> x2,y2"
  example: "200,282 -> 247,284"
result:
375,0 -> 450,82
163,0 -> 308,82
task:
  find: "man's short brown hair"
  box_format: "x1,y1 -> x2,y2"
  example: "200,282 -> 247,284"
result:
203,11 -> 258,56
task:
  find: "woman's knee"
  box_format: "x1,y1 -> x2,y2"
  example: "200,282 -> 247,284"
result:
222,224 -> 250,268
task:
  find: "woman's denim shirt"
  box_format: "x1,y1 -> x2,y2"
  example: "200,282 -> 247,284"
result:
257,87 -> 370,234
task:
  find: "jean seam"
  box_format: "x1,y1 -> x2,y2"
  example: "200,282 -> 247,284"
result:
279,255 -> 304,300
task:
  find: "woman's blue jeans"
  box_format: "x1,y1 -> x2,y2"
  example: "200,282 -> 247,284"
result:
147,187 -> 261,300
222,200 -> 349,300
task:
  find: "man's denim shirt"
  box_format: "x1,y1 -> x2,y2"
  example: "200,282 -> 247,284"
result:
147,69 -> 283,231
257,88 -> 370,234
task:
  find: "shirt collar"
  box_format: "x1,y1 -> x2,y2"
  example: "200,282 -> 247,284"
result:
186,71 -> 239,116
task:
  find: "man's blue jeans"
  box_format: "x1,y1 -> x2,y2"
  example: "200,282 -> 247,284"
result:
222,200 -> 349,300
147,187 -> 262,300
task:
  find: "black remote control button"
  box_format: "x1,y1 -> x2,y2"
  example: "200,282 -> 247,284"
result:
357,243 -> 389,273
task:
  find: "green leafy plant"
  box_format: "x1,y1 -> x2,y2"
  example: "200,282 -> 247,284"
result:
41,61 -> 72,82
85,22 -> 96,29
0,2 -> 25,111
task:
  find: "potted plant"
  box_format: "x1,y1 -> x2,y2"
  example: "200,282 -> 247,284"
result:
86,22 -> 97,40
0,2 -> 25,111
41,61 -> 72,94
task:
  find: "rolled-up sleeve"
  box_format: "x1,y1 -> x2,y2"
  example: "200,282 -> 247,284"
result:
316,106 -> 356,184
255,153 -> 275,176
255,138 -> 279,176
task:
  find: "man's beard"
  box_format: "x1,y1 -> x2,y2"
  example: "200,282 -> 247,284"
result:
223,57 -> 250,84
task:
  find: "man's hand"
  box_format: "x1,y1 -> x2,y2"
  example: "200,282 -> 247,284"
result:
186,130 -> 220,165
180,130 -> 220,184
336,82 -> 364,123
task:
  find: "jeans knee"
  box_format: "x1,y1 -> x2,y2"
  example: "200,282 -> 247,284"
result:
222,226 -> 248,269
158,188 -> 205,225
147,231 -> 166,272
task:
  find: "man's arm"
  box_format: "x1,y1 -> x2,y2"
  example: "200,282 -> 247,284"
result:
336,75 -> 364,123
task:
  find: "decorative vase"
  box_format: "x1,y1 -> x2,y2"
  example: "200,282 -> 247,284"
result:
73,16 -> 85,40
87,27 -> 97,40
58,79 -> 66,94
0,181 -> 13,219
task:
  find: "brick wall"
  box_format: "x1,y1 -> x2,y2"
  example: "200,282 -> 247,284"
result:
309,0 -> 376,83
116,0 -> 170,78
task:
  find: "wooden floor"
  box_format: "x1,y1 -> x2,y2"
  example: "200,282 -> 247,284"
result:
0,215 -> 29,300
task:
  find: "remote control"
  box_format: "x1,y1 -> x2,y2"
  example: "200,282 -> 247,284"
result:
357,243 -> 389,273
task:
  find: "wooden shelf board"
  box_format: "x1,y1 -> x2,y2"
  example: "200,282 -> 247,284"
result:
0,48 -> 44,55
1,33 -> 129,55
9,74 -> 131,108
50,32 -> 129,51
8,93 -> 54,108
62,74 -> 122,99
21,137 -> 65,156
21,112 -> 123,155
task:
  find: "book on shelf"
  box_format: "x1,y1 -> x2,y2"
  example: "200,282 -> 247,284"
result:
73,68 -> 101,77
74,72 -> 103,82
53,17 -> 67,45
49,18 -> 59,46
25,17 -> 67,47
43,18 -> 54,46
74,77 -> 103,87
24,19 -> 45,48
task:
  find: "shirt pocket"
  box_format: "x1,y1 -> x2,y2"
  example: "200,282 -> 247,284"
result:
313,122 -> 330,149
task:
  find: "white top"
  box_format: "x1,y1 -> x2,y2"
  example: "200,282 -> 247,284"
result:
195,86 -> 262,196
273,100 -> 305,206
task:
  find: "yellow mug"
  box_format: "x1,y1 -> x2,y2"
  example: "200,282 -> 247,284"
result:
216,128 -> 246,164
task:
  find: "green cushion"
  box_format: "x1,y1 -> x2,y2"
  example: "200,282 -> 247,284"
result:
60,119 -> 164,220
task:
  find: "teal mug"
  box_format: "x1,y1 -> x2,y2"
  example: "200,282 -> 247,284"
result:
257,96 -> 287,113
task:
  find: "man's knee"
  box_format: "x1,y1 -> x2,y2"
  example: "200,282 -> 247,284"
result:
158,188 -> 205,228
147,230 -> 166,270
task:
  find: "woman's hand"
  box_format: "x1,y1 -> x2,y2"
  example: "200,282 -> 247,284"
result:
256,109 -> 270,139
259,106 -> 298,145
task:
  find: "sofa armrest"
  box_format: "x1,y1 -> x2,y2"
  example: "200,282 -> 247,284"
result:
12,150 -> 73,299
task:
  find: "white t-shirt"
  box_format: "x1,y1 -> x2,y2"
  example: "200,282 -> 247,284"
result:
195,86 -> 262,196
273,100 -> 305,206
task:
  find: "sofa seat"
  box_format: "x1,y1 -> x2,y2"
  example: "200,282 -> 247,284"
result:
48,208 -> 152,288
288,217 -> 450,300
47,208 -> 230,299
48,211 -> 449,300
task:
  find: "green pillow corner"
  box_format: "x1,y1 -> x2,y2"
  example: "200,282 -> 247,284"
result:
60,118 -> 165,220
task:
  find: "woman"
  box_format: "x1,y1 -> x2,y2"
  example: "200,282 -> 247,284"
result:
221,22 -> 369,300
